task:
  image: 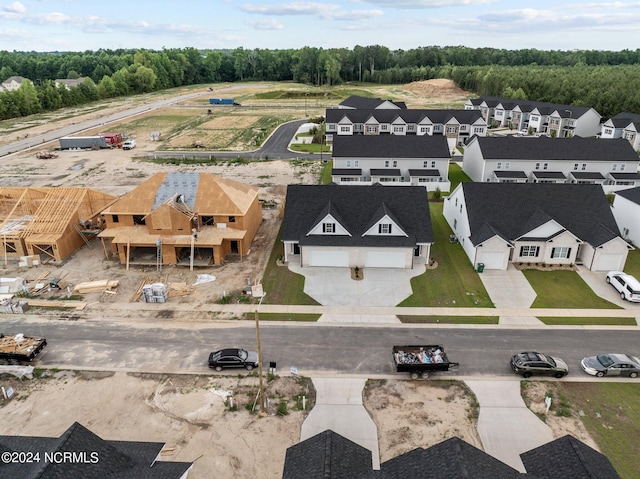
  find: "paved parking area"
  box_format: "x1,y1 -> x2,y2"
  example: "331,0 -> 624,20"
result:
288,263 -> 424,307
576,267 -> 640,312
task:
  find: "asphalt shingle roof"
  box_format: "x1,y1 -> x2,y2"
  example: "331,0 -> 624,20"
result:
282,430 -> 374,479
332,134 -> 450,159
471,136 -> 638,162
615,185 -> 640,205
0,422 -> 192,479
460,183 -> 622,247
281,184 -> 433,248
325,108 -> 484,127
338,95 -> 406,109
380,437 -> 523,479
475,96 -> 595,119
520,435 -> 621,479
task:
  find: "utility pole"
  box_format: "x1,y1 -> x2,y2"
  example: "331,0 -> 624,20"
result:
254,289 -> 266,416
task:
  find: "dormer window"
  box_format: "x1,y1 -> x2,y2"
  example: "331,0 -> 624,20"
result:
323,223 -> 335,233
379,224 -> 392,234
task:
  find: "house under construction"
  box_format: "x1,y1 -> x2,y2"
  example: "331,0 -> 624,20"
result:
0,187 -> 118,263
98,172 -> 262,268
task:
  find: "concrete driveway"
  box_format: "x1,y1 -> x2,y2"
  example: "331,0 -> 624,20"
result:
478,264 -> 537,309
288,263 -> 424,307
577,266 -> 640,313
466,380 -> 554,473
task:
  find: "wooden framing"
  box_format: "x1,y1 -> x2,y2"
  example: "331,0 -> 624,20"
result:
98,173 -> 262,267
0,187 -> 117,263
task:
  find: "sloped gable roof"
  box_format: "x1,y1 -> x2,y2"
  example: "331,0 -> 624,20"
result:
380,437 -> 523,479
461,183 -> 622,248
307,200 -> 351,236
0,422 -> 192,479
472,136 -> 638,162
520,435 -> 621,479
475,96 -> 598,120
361,203 -> 408,237
332,135 -> 450,159
282,430 -> 374,479
282,185 -> 433,248
325,108 -> 484,127
102,172 -> 258,216
339,95 -> 406,109
615,186 -> 640,206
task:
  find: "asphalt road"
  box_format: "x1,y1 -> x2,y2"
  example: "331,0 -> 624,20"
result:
5,316 -> 640,380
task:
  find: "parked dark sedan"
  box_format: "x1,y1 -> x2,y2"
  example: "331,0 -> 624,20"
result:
510,351 -> 569,378
208,348 -> 259,372
580,353 -> 640,377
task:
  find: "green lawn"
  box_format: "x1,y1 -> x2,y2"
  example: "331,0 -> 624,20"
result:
622,248 -> 640,278
539,316 -> 636,325
523,270 -> 621,309
448,162 -> 472,192
398,202 -> 494,307
397,315 -> 499,324
243,313 -> 321,322
260,226 -> 320,306
545,382 -> 640,479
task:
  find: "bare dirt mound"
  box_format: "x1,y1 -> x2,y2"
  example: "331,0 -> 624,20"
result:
404,78 -> 468,96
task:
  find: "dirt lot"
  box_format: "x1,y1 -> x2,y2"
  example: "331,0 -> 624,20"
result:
0,80 -> 596,478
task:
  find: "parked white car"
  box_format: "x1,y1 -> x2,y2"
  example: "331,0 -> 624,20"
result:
122,139 -> 136,150
517,129 -> 528,136
605,271 -> 640,302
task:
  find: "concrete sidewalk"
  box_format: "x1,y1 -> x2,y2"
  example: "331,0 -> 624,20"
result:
301,378 -> 380,469
466,380 -> 554,472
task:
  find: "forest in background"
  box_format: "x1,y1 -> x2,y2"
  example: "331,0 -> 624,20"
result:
1,45 -> 640,121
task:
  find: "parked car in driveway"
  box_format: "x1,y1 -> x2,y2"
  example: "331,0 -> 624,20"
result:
606,271 -> 640,302
581,353 -> 640,377
208,348 -> 259,371
510,351 -> 569,378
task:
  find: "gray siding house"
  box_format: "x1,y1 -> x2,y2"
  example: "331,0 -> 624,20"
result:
331,135 -> 451,191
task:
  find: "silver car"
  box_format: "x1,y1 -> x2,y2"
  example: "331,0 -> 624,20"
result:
580,353 -> 640,378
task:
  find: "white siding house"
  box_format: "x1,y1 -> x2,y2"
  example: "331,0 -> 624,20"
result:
443,183 -> 631,271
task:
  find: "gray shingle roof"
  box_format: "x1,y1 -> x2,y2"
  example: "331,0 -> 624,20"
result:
615,186 -> 640,205
460,183 -> 622,247
281,184 -> 433,248
380,437 -> 523,479
520,434 -> 621,479
471,136 -> 638,162
0,422 -> 192,479
531,171 -> 566,179
332,134 -> 451,159
493,170 -> 528,179
338,95 -> 406,109
282,430 -> 374,479
326,108 -> 484,128
475,96 -> 596,119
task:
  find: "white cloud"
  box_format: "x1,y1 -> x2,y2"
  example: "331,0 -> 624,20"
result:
246,18 -> 285,30
360,0 -> 499,8
240,2 -> 335,15
3,1 -> 26,13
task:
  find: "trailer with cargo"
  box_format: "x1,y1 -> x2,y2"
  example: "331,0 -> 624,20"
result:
209,98 -> 240,106
392,345 -> 459,379
0,333 -> 47,363
59,136 -> 108,150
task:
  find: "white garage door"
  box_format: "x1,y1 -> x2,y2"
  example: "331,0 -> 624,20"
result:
308,249 -> 349,267
477,251 -> 505,270
364,251 -> 406,268
594,253 -> 623,271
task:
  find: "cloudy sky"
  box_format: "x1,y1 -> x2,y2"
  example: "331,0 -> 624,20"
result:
1,0 -> 639,52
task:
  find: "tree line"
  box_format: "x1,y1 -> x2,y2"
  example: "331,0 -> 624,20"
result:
1,45 -> 640,121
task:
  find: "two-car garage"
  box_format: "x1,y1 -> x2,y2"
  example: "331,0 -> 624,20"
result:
304,247 -> 411,269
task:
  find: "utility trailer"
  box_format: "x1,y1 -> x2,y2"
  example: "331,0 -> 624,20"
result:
392,345 -> 458,379
59,136 -> 108,150
0,333 -> 47,364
